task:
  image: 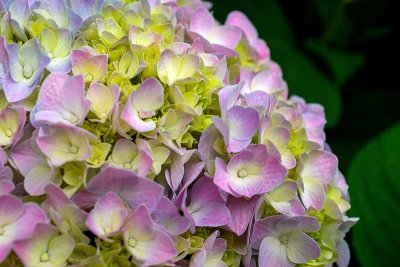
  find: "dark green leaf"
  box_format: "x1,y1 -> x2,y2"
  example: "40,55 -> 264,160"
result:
305,39 -> 364,86
269,40 -> 342,127
348,123 -> 400,266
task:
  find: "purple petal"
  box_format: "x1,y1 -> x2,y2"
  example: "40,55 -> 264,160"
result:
275,216 -> 321,234
286,231 -> 320,263
259,236 -> 292,267
218,83 -> 242,118
187,177 -> 230,227
153,196 -> 190,236
336,240 -> 350,267
0,180 -> 14,195
226,195 -> 259,236
86,192 -> 129,238
72,167 -> 163,212
11,137 -> 48,176
251,215 -> 285,249
4,41 -> 49,102
69,0 -> 104,22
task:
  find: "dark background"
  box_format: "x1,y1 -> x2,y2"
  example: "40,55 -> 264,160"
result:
211,0 -> 399,266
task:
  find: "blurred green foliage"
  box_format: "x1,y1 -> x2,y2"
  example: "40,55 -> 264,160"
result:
212,0 -> 399,266
348,123 -> 400,266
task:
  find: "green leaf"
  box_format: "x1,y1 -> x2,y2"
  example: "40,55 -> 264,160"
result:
348,123 -> 400,266
314,0 -> 353,46
269,40 -> 342,127
212,0 -> 294,43
305,39 -> 364,86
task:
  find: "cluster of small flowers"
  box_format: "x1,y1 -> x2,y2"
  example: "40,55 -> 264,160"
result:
0,0 -> 357,266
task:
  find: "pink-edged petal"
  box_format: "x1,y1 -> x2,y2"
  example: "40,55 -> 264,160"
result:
24,165 -> 56,196
226,11 -> 258,40
124,204 -> 153,240
36,124 -> 95,167
121,101 -> 156,132
259,236 -> 293,267
286,231 -> 320,263
0,194 -> 23,224
189,7 -> 215,35
226,106 -> 259,141
131,78 -> 164,112
213,157 -> 233,195
34,73 -> 88,125
11,137 -> 47,176
13,223 -> 73,267
86,192 -> 129,238
0,106 -> 26,147
299,150 -> 338,184
250,70 -> 286,95
8,203 -> 47,241
128,228 -> 176,266
207,26 -> 242,49
218,83 -> 242,117
300,178 -> 326,211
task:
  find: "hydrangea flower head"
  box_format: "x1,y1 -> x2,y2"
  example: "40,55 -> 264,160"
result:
0,0 -> 357,266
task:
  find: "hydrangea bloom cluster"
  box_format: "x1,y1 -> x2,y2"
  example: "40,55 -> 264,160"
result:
0,0 -> 358,266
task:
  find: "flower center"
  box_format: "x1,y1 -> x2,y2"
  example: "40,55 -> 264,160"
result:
99,112 -> 107,119
238,169 -> 248,178
5,128 -> 13,137
85,74 -> 93,82
104,226 -> 113,234
69,145 -> 78,154
0,227 -> 4,235
23,64 -> 33,78
40,252 -> 50,262
128,238 -> 137,248
124,162 -> 132,169
69,113 -> 79,123
279,235 -> 289,245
